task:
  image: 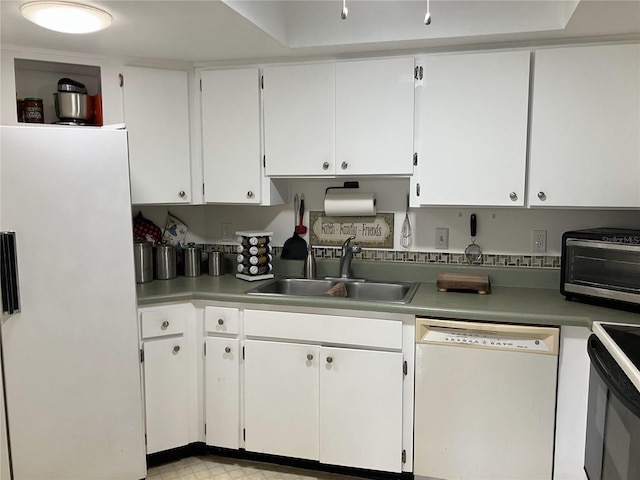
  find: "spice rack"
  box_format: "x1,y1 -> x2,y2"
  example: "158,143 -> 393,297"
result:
235,231 -> 274,281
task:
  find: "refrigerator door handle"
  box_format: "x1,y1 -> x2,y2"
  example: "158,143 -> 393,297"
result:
1,231 -> 21,314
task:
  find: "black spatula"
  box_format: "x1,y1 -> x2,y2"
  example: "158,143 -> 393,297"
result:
281,194 -> 307,260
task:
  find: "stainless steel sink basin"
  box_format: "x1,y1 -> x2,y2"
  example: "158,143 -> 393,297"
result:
246,277 -> 419,304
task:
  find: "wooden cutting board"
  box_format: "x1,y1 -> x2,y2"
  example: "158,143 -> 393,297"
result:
437,272 -> 491,294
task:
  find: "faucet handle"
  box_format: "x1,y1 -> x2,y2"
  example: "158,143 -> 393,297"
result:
352,243 -> 362,254
342,235 -> 357,249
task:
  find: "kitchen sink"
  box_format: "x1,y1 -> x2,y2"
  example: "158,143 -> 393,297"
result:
246,277 -> 419,304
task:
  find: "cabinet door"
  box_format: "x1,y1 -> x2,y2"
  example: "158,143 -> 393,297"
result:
205,337 -> 240,449
244,340 -> 320,460
123,66 -> 192,204
417,51 -> 530,206
263,63 -> 335,176
529,44 -> 640,207
201,69 -> 261,204
143,337 -> 190,454
336,57 -> 415,176
319,347 -> 403,473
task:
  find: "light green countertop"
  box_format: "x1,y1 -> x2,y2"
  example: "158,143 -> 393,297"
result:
136,259 -> 640,328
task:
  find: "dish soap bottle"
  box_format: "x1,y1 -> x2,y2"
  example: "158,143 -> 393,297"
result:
303,244 -> 316,279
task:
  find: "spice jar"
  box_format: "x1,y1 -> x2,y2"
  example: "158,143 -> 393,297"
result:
23,98 -> 44,123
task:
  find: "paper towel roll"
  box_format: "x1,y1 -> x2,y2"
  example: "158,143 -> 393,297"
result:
324,192 -> 377,216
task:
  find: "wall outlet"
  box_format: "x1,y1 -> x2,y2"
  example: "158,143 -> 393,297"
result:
435,227 -> 449,249
531,230 -> 547,252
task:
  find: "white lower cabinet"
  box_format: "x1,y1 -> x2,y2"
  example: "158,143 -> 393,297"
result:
139,304 -> 197,455
243,309 -> 405,473
204,305 -> 242,449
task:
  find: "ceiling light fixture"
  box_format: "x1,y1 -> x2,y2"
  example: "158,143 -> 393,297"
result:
20,1 -> 112,34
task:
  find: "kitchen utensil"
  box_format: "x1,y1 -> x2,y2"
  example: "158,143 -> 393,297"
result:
464,214 -> 483,264
154,243 -> 177,279
54,92 -> 93,121
436,272 -> 491,294
400,192 -> 412,249
281,193 -> 308,260
208,250 -> 224,276
341,0 -> 348,19
303,244 -> 316,279
295,194 -> 307,234
424,0 -> 432,25
133,239 -> 153,283
183,243 -> 202,277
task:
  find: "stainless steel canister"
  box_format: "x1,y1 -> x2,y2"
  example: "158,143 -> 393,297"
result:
183,243 -> 202,277
154,243 -> 177,280
208,251 -> 224,276
134,240 -> 153,283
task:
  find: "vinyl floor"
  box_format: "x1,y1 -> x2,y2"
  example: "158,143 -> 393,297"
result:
146,455 -> 368,480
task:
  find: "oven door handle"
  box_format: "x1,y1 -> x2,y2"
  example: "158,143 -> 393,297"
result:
587,334 -> 640,418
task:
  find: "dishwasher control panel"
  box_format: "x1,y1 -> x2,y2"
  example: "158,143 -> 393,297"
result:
421,328 -> 552,353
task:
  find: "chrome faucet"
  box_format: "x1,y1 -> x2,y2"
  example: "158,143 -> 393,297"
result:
339,236 -> 361,279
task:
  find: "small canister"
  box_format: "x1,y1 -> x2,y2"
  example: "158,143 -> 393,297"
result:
183,243 -> 202,277
23,98 -> 44,123
134,240 -> 153,283
154,243 -> 177,280
208,250 -> 224,277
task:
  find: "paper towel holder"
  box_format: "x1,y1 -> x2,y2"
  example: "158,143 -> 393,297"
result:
324,181 -> 377,208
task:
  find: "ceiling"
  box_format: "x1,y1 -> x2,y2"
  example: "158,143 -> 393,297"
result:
1,0 -> 639,65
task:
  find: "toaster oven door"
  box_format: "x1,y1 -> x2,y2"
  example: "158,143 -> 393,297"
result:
564,240 -> 640,304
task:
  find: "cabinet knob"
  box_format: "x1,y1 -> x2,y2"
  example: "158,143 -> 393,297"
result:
326,356 -> 333,364
307,354 -> 314,361
225,347 -> 231,354
179,191 -> 186,198
173,345 -> 180,353
322,162 -> 330,170
509,192 -> 518,201
218,318 -> 224,325
247,191 -> 254,199
341,161 -> 348,170
537,191 -> 547,201
161,321 -> 169,329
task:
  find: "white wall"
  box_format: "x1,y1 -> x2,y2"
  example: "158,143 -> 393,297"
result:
134,178 -> 640,255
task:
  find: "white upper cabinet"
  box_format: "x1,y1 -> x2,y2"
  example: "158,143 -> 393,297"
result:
263,63 -> 336,177
123,66 -> 192,205
416,50 -> 530,206
529,44 -> 640,207
201,68 -> 261,204
335,57 -> 415,176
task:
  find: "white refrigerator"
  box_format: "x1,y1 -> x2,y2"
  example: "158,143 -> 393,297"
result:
0,125 -> 146,479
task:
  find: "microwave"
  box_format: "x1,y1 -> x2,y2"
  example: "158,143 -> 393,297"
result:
561,228 -> 640,308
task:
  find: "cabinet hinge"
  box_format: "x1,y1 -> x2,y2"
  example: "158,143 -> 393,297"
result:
204,423 -> 207,435
263,155 -> 266,169
416,183 -> 421,197
414,66 -> 423,81
202,183 -> 205,196
403,360 -> 408,376
243,428 -> 246,441
119,73 -> 124,88
139,348 -> 144,363
261,75 -> 264,89
413,152 -> 418,166
144,433 -> 147,446
242,346 -> 245,360
200,78 -> 202,92
204,343 -> 207,356
402,449 -> 406,464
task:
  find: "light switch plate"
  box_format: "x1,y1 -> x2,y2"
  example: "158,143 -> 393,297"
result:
435,227 -> 449,249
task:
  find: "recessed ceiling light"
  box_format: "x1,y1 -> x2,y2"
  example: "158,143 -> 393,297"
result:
20,1 -> 112,34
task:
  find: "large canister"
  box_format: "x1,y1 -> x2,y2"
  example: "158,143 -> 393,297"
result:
134,239 -> 153,283
208,250 -> 224,276
183,243 -> 202,277
154,243 -> 177,280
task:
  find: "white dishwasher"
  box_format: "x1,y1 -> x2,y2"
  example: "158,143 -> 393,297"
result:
414,318 -> 559,480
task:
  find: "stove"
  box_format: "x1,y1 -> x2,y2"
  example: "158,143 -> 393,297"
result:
593,321 -> 640,392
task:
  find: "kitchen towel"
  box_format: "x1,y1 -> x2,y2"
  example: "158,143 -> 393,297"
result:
324,192 -> 377,216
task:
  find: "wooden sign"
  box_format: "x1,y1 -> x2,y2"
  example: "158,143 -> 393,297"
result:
309,211 -> 394,248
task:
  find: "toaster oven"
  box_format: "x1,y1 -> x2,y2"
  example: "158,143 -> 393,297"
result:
561,228 -> 640,307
